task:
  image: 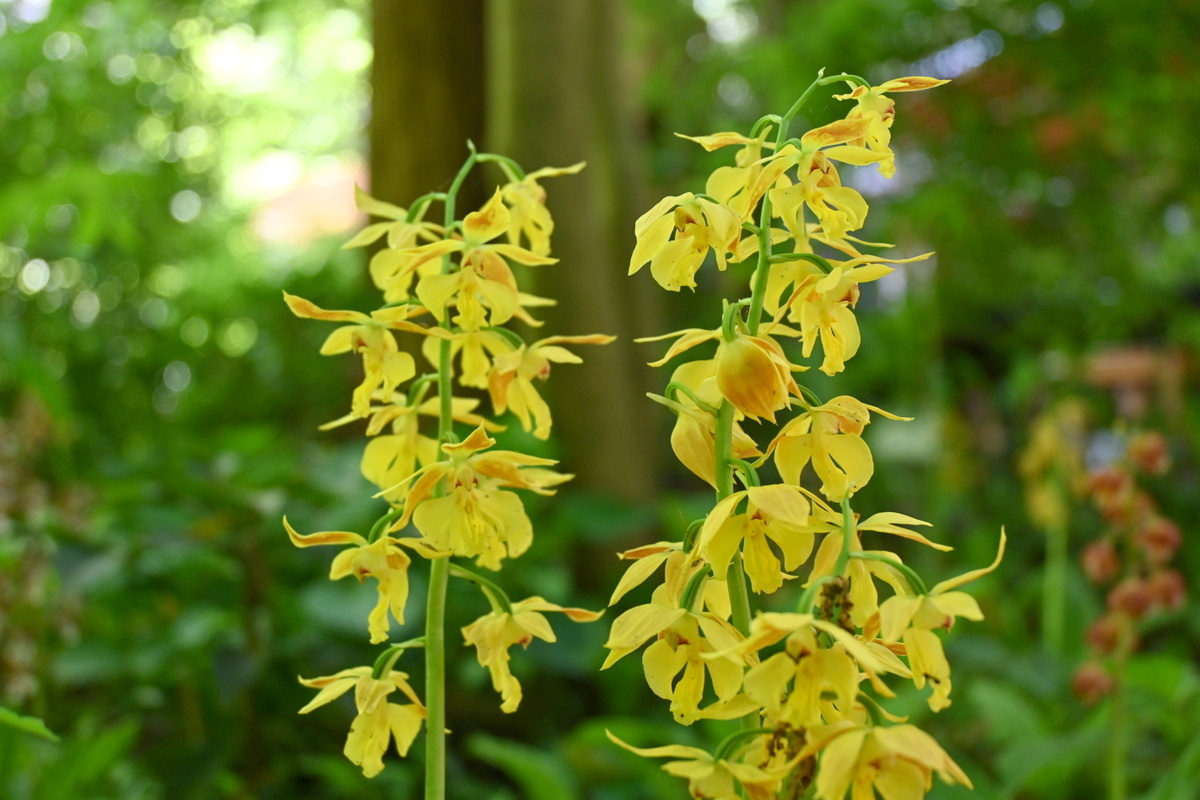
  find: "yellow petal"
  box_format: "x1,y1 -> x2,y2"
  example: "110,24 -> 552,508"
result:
463,188 -> 510,244
283,516 -> 366,548
930,529 -> 1006,594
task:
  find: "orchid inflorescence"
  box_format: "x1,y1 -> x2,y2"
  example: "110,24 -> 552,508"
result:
604,71 -> 1004,800
282,149 -> 609,785
1074,429 -> 1185,704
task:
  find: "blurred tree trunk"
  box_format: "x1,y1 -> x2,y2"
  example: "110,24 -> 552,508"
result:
486,0 -> 662,502
370,0 -> 486,210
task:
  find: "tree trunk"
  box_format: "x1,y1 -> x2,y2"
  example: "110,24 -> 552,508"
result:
486,0 -> 663,502
370,0 -> 487,211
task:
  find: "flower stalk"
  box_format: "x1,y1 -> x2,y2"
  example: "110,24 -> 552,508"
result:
282,145 -> 609,785
606,71 -> 1000,800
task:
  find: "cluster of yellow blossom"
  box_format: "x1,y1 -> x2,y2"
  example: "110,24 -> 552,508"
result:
606,72 -> 1005,800
283,155 -> 606,778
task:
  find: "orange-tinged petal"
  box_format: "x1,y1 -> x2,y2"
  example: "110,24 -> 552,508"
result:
283,292 -> 370,324
463,188 -> 510,244
800,117 -> 872,149
283,516 -> 367,548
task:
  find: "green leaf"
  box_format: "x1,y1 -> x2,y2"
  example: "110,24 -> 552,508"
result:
467,734 -> 579,800
0,706 -> 59,742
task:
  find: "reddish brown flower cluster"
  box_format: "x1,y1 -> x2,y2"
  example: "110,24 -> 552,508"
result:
1073,431 -> 1186,704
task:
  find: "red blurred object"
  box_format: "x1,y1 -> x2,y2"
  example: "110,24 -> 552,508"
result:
1085,615 -> 1124,655
1107,578 -> 1154,619
1136,517 -> 1181,565
1128,432 -> 1171,475
1147,570 -> 1187,612
1080,539 -> 1120,585
1072,661 -> 1115,705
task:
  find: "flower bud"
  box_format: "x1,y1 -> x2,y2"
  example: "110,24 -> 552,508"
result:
1072,662 -> 1114,705
715,334 -> 797,422
1086,466 -> 1130,498
1085,615 -> 1125,655
1080,539 -> 1120,585
1147,569 -> 1186,612
1136,517 -> 1181,565
1128,432 -> 1170,475
1107,577 -> 1155,619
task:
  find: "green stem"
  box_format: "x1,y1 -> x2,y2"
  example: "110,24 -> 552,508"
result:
730,459 -> 760,487
722,299 -> 749,342
714,399 -> 754,731
367,508 -> 404,543
768,252 -> 834,273
425,145 -> 478,800
746,189 -> 774,335
1109,650 -> 1129,800
449,564 -> 513,614
476,152 -> 526,181
370,637 -> 427,679
425,558 -> 449,800
404,192 -> 447,223
679,567 -> 710,613
833,496 -> 855,577
745,71 -> 865,333
713,727 -> 773,761
666,381 -> 720,416
848,552 -> 928,596
1043,520 -> 1068,655
714,401 -> 736,500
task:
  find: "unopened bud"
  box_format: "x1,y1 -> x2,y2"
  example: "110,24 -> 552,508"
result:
1128,432 -> 1170,475
1081,539 -> 1120,585
1147,569 -> 1187,612
1085,615 -> 1125,655
1086,467 -> 1131,498
715,334 -> 795,422
1072,662 -> 1114,705
1107,577 -> 1155,619
1136,517 -> 1181,565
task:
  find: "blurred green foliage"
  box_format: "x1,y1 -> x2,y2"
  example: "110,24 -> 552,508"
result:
1,0 -> 1197,798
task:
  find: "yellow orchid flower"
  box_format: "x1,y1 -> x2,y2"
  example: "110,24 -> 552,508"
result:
283,292 -> 447,418
342,185 -> 444,250
728,613 -> 897,728
607,730 -> 789,800
462,596 -> 602,713
416,261 -> 520,331
768,253 -> 931,376
487,334 -> 616,439
395,187 -> 557,278
801,721 -> 971,800
739,117 -> 887,244
770,396 -> 910,500
368,247 -> 442,305
388,427 -> 571,569
298,666 -> 425,778
419,328 -> 516,389
326,396 -> 501,503
677,128 -> 777,221
283,517 -> 424,644
608,543 -> 732,621
696,484 -> 813,594
500,162 -> 586,256
879,531 -> 1006,711
802,504 -> 952,625
715,330 -> 803,422
638,325 -> 803,422
833,76 -> 950,178
602,572 -> 747,724
646,360 -> 762,489
628,193 -> 743,291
